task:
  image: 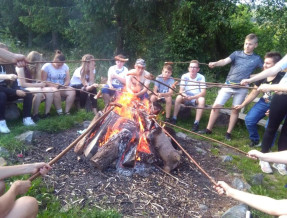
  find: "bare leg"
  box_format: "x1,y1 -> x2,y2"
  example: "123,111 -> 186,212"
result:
53,90 -> 62,110
43,87 -> 55,114
195,97 -> 205,123
173,95 -> 184,118
103,93 -> 111,106
206,104 -> 223,131
149,94 -> 157,103
165,96 -> 172,119
62,90 -> 76,113
93,108 -> 97,115
6,196 -> 38,218
32,94 -> 43,116
227,107 -> 239,133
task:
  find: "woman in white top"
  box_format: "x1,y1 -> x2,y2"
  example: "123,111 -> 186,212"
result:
41,50 -> 75,115
70,54 -> 98,115
16,51 -> 54,121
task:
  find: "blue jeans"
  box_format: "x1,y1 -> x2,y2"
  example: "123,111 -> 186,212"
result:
245,98 -> 269,142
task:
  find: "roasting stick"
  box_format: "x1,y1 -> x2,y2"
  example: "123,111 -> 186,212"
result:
153,119 -> 217,186
164,122 -> 248,156
28,104 -> 121,181
164,61 -> 209,66
0,59 -> 114,65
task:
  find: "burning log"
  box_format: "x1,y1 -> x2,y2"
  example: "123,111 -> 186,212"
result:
148,127 -> 182,173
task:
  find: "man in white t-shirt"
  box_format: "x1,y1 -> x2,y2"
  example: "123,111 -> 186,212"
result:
171,60 -> 206,132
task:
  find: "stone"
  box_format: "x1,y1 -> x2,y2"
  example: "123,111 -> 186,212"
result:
222,204 -> 248,218
199,204 -> 208,212
0,157 -> 7,166
82,121 -> 91,129
195,146 -> 207,155
176,132 -> 187,140
5,103 -> 20,120
232,178 -> 251,191
221,155 -> 233,162
250,173 -> 264,186
15,131 -> 34,144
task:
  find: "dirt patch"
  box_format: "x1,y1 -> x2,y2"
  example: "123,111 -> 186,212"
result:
22,124 -> 239,217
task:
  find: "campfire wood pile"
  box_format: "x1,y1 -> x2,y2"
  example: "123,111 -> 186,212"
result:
74,94 -> 182,175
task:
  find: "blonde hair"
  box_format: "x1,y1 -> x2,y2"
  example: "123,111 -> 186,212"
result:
81,54 -> 95,84
245,33 -> 258,43
26,51 -> 43,80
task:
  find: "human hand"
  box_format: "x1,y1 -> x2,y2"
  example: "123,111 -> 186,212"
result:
265,109 -> 270,117
16,90 -> 26,97
11,180 -> 31,195
240,79 -> 251,86
30,162 -> 52,175
247,150 -> 263,160
234,105 -> 243,110
14,54 -> 26,67
208,62 -> 216,68
8,74 -> 17,81
213,181 -> 231,196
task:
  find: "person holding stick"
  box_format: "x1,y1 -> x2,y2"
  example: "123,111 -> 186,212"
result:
126,58 -> 151,100
150,64 -> 175,122
214,150 -> 287,217
241,54 -> 287,175
101,54 -> 128,105
0,43 -> 35,133
0,162 -> 51,218
70,54 -> 98,115
234,52 -> 284,147
200,33 -> 263,140
16,51 -> 54,122
171,60 -> 206,132
41,50 -> 75,115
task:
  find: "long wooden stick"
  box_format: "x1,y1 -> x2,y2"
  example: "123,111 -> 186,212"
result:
163,121 -> 248,156
28,105 -> 118,181
164,61 -> 208,66
153,119 -> 217,186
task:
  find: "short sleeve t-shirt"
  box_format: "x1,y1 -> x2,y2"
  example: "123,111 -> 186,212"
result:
42,63 -> 69,85
154,76 -> 175,93
227,51 -> 263,83
70,66 -> 96,86
108,65 -> 128,86
180,72 -> 206,96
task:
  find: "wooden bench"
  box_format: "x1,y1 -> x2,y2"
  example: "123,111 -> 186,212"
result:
220,97 -> 282,131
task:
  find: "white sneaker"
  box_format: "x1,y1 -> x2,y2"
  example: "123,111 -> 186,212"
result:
259,160 -> 273,174
0,120 -> 10,133
272,163 -> 287,176
23,117 -> 36,126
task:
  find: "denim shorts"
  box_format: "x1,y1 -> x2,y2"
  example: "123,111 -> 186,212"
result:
214,87 -> 248,106
101,84 -> 123,95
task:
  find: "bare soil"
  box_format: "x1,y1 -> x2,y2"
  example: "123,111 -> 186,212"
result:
22,124 -> 239,217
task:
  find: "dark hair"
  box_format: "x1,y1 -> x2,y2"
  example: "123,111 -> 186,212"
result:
264,52 -> 282,64
53,50 -> 66,62
163,64 -> 172,72
245,33 -> 258,43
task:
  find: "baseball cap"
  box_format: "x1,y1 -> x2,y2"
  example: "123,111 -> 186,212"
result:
135,58 -> 146,67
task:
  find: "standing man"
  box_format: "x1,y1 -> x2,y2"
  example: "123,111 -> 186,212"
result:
102,54 -> 128,105
171,60 -> 206,132
235,52 -> 284,147
200,33 -> 263,140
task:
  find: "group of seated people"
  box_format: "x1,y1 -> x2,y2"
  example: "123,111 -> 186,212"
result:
1,33 -> 287,217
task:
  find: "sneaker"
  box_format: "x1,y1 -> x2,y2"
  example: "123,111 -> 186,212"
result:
249,140 -> 261,147
198,128 -> 212,134
165,118 -> 171,123
0,120 -> 10,133
170,118 -> 177,125
192,123 -> 199,132
41,113 -> 51,119
23,117 -> 36,126
259,160 -> 273,174
272,163 -> 287,176
225,132 -> 231,141
32,114 -> 40,123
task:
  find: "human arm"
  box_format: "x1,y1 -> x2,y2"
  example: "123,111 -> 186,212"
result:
16,67 -> 45,88
208,57 -> 232,68
64,69 -> 70,86
0,162 -> 51,180
0,180 -> 32,217
214,181 -> 287,216
184,89 -> 206,101
234,88 -> 259,110
247,150 -> 287,164
0,48 -> 26,67
257,84 -> 287,93
0,74 -> 17,81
